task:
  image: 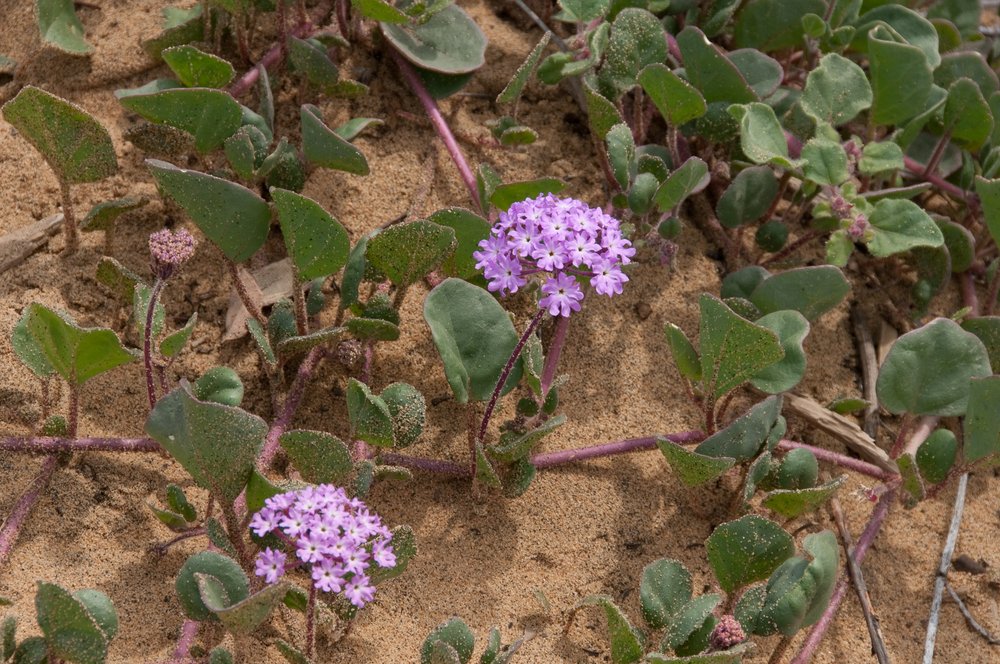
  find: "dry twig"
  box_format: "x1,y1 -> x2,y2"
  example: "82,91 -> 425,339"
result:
783,393 -> 896,474
850,306 -> 880,440
945,581 -> 1000,646
923,472 -> 970,663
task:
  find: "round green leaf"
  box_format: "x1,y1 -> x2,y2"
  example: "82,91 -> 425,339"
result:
427,208 -> 491,280
347,379 -> 394,447
2,86 -> 116,183
365,220 -> 456,286
72,590 -> 118,642
655,157 -> 710,213
706,515 -> 795,593
733,0 -> 826,52
716,165 -> 778,228
729,49 -> 783,99
271,188 -> 350,280
279,430 -> 352,484
382,5 -> 486,74
37,0 -> 94,54
749,266 -> 851,321
146,159 -> 271,263
120,88 -> 241,153
193,366 -> 244,407
599,8 -> 668,98
773,448 -> 818,490
175,552 -> 249,622
206,580 -> 289,634
963,376 -> 1000,464
758,530 -> 839,635
876,318 -> 992,416
916,428 -> 957,483
730,102 -> 794,168
750,311 -> 809,394
867,198 -> 944,257
381,382 -> 426,448
35,583 -> 107,664
639,559 -> 692,630
421,617 -> 475,664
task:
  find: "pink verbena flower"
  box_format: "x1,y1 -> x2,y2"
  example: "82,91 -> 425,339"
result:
249,484 -> 396,610
473,194 -> 632,317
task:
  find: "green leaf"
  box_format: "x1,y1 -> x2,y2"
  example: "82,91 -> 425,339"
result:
867,198 -> 944,257
490,178 -> 565,211
247,319 -> 276,365
271,188 -> 350,281
599,8 -> 668,98
334,117 -> 382,141
288,37 -> 340,92
976,176 -> 1000,248
716,166 -> 778,228
868,25 -> 933,127
146,159 -> 270,263
192,366 -> 244,407
381,382 -> 426,448
346,317 -> 400,341
2,86 -> 116,183
421,617 -> 475,664
657,438 -> 736,486
721,265 -> 770,300
80,196 -> 148,232
583,82 -> 624,140
757,531 -> 839,635
36,0 -> 93,54
556,0 -> 608,22
859,141 -> 903,175
146,385 -> 267,501
660,595 -> 722,653
654,157 -> 709,212
475,442 -> 502,488
12,637 -> 47,664
23,303 -> 135,385
961,316 -> 1000,370
706,515 -> 795,594
773,448 -> 818,489
162,45 -> 235,88
489,415 -> 566,462
638,64 -> 707,127
174,552 -> 248,622
751,311 -> 809,394
664,323 -> 702,382
802,138 -> 849,186
209,647 -> 234,664
943,77 -> 993,152
697,295 -> 784,399
204,580 -> 289,634
762,476 -> 845,518
749,266 -> 851,321
938,220 -> 974,273
72,589 -> 118,644
352,0 -> 407,23
2,615 -> 15,661
134,284 -> 165,341
279,430 -> 352,483
730,103 -> 794,168
35,582 -> 106,664
876,318 -> 992,416
963,376 -> 1000,464
382,4 -> 487,74
676,27 -> 755,104
733,0 -> 826,52
12,307 -> 55,378
160,313 -> 197,358
573,596 -> 644,664
605,123 -> 635,190
497,32 -> 550,105
696,396 -> 783,461
644,646 -> 749,664
856,5 -> 940,68
934,51 -> 999,96
639,558 -> 692,630
166,484 -> 196,521
301,105 -> 369,175
120,88 -> 241,153
143,6 -> 204,59
423,279 -> 523,403
346,379 -> 394,448
275,639 -> 310,664
916,429 -> 957,483
427,208 -> 491,281
729,49 -> 783,100
366,220 -> 456,286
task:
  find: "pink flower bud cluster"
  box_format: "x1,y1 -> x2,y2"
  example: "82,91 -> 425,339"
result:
149,228 -> 196,279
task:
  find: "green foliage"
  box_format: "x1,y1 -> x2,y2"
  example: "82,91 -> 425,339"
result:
427,208 -> 491,281
498,32 -> 551,106
162,45 -> 236,88
382,5 -> 487,74
193,367 -> 244,407
490,178 -> 565,211
748,266 -> 851,321
421,617 -> 475,664
655,158 -> 710,213
366,220 -> 456,286
36,0 -> 93,54
963,377 -> 1000,464
34,582 -> 116,664
867,199 -> 944,257
280,430 -> 353,484
916,429 -> 957,483
175,552 -> 249,622
120,88 -> 241,153
489,415 -> 565,462
80,196 -> 148,232
597,8 -> 667,99
716,166 -> 778,228
657,438 -> 735,486
272,188 -> 351,281
697,396 -> 783,461
730,103 -> 795,169
676,27 -> 755,104
750,311 -> 809,394
572,596 -> 645,664
638,64 -> 706,127
697,295 -> 784,399
762,476 -> 846,518
867,25 -> 933,127
707,515 -> 794,594
733,0 -> 826,52
301,105 -> 369,175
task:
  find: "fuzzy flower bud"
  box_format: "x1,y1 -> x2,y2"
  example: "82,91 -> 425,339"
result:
829,194 -> 853,219
847,213 -> 870,241
149,228 -> 196,280
709,615 -> 746,650
473,194 -> 632,317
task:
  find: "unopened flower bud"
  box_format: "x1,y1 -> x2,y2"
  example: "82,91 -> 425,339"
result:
149,228 -> 196,280
710,615 -> 746,650
847,213 -> 870,241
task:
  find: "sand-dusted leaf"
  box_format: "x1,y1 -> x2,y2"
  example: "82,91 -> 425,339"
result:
246,319 -> 276,365
802,138 -> 849,186
346,317 -> 400,341
96,257 -> 143,301
733,0 -> 825,52
382,382 -> 426,448
274,639 -> 310,664
288,37 -> 346,96
423,279 -> 522,403
706,515 -> 794,593
24,303 -> 135,385
963,376 -> 1000,464
146,385 -> 267,501
12,637 -> 48,664
35,582 -> 107,664
427,208 -> 491,280
935,51 -> 999,95
599,8 -> 667,98
160,313 -> 197,359
352,0 -> 407,22
639,64 -> 706,127
751,311 -> 809,394
859,141 -> 903,176
2,86 -> 116,183
762,476 -> 845,518
147,159 -> 270,263
334,117 -> 383,141
37,0 -> 93,54
757,531 -> 838,635
498,32 -> 550,105
165,484 -> 196,522
162,45 -> 235,88
655,157 -> 709,213
491,178 -> 565,211
877,318 -> 991,416
143,5 -> 203,58
729,49 -> 782,100
976,176 -> 1000,248
573,596 -> 644,664
366,220 -> 456,286
730,103 -> 794,168
120,88 -> 241,153
867,198 -> 943,257
664,323 -> 701,382
660,594 -> 722,653
916,429 -> 957,483
773,448 -> 818,490
644,646 -> 749,664
347,378 -> 394,447
961,316 -> 1000,370
676,27 -> 755,104
721,266 -> 770,300
192,367 -> 244,407
369,525 -> 416,584
70,589 -> 117,643
475,442 -> 502,488
698,295 -> 784,399
716,166 -> 778,228
175,552 -> 249,622
421,617 -> 475,664
271,188 -> 350,281
868,25 -> 933,127
657,438 -> 735,486
80,196 -> 147,232
741,450 -> 773,505
697,396 -> 783,461
149,503 -> 189,531
605,123 -> 635,190
937,220 -> 974,274
12,308 -> 55,378
205,580 -> 289,634
639,558 -> 691,630
280,430 -> 352,483
855,4 -> 940,68
583,82 -> 623,140
490,415 -> 566,462
941,77 -> 993,152
301,105 -> 369,175
2,615 -> 15,661
209,647 -> 234,664
382,5 -> 486,74
749,266 -> 850,321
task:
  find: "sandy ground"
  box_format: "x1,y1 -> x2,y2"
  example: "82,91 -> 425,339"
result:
1,0 -> 999,662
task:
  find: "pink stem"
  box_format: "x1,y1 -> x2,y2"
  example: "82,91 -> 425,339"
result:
172,619 -> 199,662
380,452 -> 470,475
0,437 -> 160,454
389,48 -> 480,210
902,156 -> 976,204
962,271 -> 981,316
532,432 -> 702,468
789,489 -> 896,664
257,346 -> 327,470
540,315 -> 570,396
478,311 -> 546,445
144,278 -> 165,410
228,15 -> 317,97
0,455 -> 58,570
776,440 -> 896,481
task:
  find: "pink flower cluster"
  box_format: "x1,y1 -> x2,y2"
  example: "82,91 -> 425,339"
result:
149,228 -> 196,279
473,195 -> 634,317
249,484 -> 396,609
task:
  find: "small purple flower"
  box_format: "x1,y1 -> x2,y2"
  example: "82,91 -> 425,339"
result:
474,195 -> 632,317
709,615 -> 746,650
149,228 -> 196,280
249,507 -> 278,537
344,575 -> 376,608
255,548 -> 287,584
312,560 -> 345,593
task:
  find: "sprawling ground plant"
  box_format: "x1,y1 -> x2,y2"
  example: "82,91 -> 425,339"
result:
3,0 -> 1000,662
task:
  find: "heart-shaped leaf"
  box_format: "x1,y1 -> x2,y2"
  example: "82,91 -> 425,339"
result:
706,515 -> 794,593
279,430 -> 352,483
174,552 -> 249,622
271,188 -> 350,281
382,4 -> 486,74
638,63 -> 707,127
381,382 -> 426,448
916,429 -> 957,483
802,138 -> 849,186
35,583 -> 107,664
660,594 -> 722,653
698,295 -> 784,399
203,579 -> 289,634
71,589 -> 117,642
427,208 -> 491,281
346,378 -> 394,447
23,303 -> 135,385
657,438 -> 736,486
598,8 -> 667,99
639,559 -> 692,630
162,45 -> 235,88
120,88 -> 241,153
757,531 -> 839,635
867,198 -> 944,257
773,448 -> 818,490
749,266 -> 850,321
365,220 -> 456,286
676,27 -> 755,104
301,105 -> 369,175
716,166 -> 778,228
751,311 -> 809,394
696,396 -> 783,461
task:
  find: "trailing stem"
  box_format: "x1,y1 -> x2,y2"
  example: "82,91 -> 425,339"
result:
172,619 -> 199,662
0,455 -> 59,570
0,436 -> 160,453
258,346 -> 328,470
59,179 -> 78,255
306,581 -> 317,658
477,310 -> 546,445
144,278 -> 166,409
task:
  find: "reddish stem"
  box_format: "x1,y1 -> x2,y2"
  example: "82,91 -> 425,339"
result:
902,156 -> 976,204
389,48 -> 480,210
228,12 -> 319,97
144,278 -> 165,410
0,437 -> 160,454
0,455 -> 58,570
789,489 -> 896,664
532,432 -> 703,467
172,619 -> 199,662
776,440 -> 896,481
258,346 -> 328,470
540,315 -> 570,396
